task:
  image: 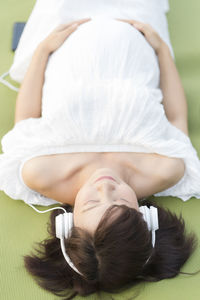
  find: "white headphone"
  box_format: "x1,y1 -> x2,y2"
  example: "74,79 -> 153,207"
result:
139,205 -> 159,248
27,203 -> 159,277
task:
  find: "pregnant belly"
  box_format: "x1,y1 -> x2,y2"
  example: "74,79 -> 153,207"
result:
44,16 -> 159,86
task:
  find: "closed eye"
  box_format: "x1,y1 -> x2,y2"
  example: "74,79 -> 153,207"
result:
86,200 -> 99,203
86,198 -> 129,204
82,198 -> 130,213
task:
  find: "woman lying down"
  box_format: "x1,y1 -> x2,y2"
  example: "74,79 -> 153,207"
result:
0,0 -> 200,299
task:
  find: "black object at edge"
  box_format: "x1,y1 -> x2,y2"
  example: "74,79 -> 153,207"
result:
12,22 -> 26,52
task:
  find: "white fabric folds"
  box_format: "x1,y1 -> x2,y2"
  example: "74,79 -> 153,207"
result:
1,0 -> 200,206
9,0 -> 173,83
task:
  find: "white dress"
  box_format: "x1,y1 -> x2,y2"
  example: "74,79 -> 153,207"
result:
1,0 -> 200,206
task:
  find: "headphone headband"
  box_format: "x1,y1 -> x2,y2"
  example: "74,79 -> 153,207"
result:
28,203 -> 159,276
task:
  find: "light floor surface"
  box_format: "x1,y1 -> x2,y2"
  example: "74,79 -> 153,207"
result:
0,1 -> 200,299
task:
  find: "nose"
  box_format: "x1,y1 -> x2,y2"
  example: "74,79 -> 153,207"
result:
96,181 -> 116,200
96,181 -> 115,190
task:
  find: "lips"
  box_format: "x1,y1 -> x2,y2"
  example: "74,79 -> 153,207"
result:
94,176 -> 116,183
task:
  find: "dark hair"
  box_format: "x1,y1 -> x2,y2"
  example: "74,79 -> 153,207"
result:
23,198 -> 199,299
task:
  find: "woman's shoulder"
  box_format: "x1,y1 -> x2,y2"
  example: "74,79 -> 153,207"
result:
130,154 -> 186,200
21,153 -> 80,204
159,157 -> 186,184
21,152 -> 186,204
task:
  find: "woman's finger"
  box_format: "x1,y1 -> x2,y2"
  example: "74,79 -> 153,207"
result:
64,23 -> 79,33
59,19 -> 91,36
115,18 -> 129,23
57,21 -> 84,41
115,18 -> 147,36
67,18 -> 91,27
115,18 -> 146,29
115,18 -> 138,25
55,18 -> 91,32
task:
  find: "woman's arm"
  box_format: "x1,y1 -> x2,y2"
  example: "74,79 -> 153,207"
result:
117,19 -> 189,136
157,44 -> 189,136
132,20 -> 189,136
14,18 -> 91,125
14,44 -> 50,124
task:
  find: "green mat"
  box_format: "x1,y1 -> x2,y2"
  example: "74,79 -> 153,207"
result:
1,1 -> 200,299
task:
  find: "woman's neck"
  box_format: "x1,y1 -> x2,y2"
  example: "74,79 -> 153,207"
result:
75,153 -> 141,197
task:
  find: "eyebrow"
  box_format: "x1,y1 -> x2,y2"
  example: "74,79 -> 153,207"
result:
81,198 -> 130,213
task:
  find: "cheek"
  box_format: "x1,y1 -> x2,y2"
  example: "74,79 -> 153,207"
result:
130,188 -> 137,199
73,189 -> 82,214
122,184 -> 136,197
74,185 -> 91,211
121,185 -> 138,206
77,184 -> 96,201
75,185 -> 86,202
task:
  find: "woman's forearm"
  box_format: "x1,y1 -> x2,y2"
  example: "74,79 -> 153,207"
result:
157,44 -> 188,123
14,43 -> 50,124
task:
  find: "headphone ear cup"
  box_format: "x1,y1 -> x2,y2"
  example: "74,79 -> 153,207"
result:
139,205 -> 151,231
150,206 -> 159,231
63,212 -> 73,239
56,213 -> 74,240
55,214 -> 64,239
68,212 -> 73,237
144,206 -> 151,231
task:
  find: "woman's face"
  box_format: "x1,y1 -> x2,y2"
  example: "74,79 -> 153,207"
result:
73,168 -> 139,234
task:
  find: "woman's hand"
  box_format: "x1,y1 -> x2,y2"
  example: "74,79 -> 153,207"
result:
116,18 -> 168,55
39,18 -> 91,54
